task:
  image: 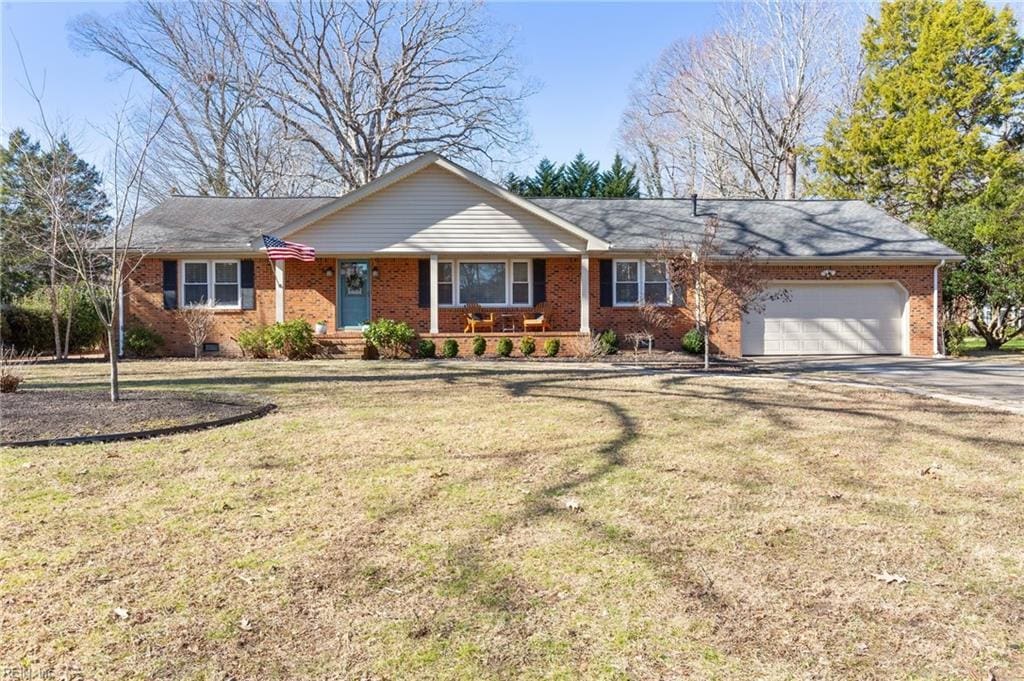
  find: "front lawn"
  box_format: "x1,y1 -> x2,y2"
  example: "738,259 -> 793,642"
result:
963,334 -> 1024,355
2,360 -> 1022,679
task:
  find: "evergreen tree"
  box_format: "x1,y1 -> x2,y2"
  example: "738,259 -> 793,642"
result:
1,130 -> 47,302
525,158 -> 565,197
812,0 -> 1024,222
561,152 -> 602,197
502,172 -> 530,195
601,153 -> 641,197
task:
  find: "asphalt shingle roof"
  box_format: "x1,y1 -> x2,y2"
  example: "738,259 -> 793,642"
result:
531,198 -> 961,259
129,196 -> 335,252
127,194 -> 960,260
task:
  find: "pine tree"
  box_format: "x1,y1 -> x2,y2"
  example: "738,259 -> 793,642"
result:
1,130 -> 47,302
812,0 -> 1024,222
601,153 -> 641,197
525,158 -> 565,197
561,152 -> 602,197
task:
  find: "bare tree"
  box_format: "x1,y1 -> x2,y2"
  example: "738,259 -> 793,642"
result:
71,1 -> 325,198
237,0 -> 533,190
621,0 -> 862,199
660,217 -> 785,370
626,303 -> 671,355
176,305 -> 217,360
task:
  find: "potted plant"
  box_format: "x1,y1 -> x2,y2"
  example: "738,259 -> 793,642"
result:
314,320 -> 328,335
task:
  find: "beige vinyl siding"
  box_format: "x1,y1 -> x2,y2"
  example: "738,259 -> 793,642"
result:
290,165 -> 587,254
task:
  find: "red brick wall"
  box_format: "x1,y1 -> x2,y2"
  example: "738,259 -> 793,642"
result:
126,257 -> 941,357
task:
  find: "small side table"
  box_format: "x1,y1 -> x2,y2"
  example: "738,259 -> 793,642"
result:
500,313 -> 519,332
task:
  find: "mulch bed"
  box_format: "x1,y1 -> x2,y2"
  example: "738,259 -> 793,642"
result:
1,390 -> 265,444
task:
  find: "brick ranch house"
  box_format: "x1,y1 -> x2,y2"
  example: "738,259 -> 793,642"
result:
123,152 -> 962,358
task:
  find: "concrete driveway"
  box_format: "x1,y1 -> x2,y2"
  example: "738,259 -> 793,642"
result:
750,356 -> 1024,414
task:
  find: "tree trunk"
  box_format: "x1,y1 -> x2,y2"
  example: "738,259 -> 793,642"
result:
785,150 -> 798,200
703,328 -> 710,371
62,285 -> 74,359
107,326 -> 120,402
194,344 -> 200,360
49,284 -> 63,361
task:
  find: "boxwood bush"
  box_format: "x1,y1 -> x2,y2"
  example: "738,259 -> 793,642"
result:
520,336 -> 536,357
441,339 -> 460,358
496,337 -> 513,357
681,328 -> 705,355
544,338 -> 560,357
471,335 -> 487,356
597,330 -> 618,355
124,325 -> 165,358
418,338 -> 436,358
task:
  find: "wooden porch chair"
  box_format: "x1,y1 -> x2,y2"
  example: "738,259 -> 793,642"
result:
522,303 -> 551,333
463,304 -> 496,333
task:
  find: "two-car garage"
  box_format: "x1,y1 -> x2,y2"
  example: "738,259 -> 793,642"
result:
741,282 -> 907,356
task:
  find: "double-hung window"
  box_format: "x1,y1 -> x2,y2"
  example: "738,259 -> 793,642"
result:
613,259 -> 671,306
511,261 -> 531,306
182,260 -> 241,308
438,261 -> 454,306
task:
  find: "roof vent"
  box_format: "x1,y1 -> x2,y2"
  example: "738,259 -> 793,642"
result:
691,193 -> 698,217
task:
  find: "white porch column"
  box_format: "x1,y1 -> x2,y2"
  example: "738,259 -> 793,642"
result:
579,255 -> 590,334
274,260 -> 285,323
429,254 -> 439,334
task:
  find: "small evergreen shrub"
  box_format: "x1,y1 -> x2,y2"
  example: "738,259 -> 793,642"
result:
597,330 -> 618,355
681,328 -> 705,355
544,338 -> 561,357
520,336 -> 536,357
418,339 -> 436,358
2,286 -> 106,353
363,319 -> 417,358
441,339 -> 460,358
267,320 -> 315,359
124,325 -> 165,358
471,335 -> 487,356
496,337 -> 513,357
943,322 -> 969,357
237,325 -> 272,358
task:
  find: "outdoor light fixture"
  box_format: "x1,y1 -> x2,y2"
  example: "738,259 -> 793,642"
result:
323,266 -> 334,277
372,266 -> 380,278
820,268 -> 837,279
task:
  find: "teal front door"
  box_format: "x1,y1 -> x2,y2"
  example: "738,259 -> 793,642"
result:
338,261 -> 371,329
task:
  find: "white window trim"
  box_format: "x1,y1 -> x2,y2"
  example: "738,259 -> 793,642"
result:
613,259 -> 672,307
180,259 -> 242,310
444,258 -> 533,308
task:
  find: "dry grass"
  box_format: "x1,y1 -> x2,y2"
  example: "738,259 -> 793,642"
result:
2,359 -> 1022,680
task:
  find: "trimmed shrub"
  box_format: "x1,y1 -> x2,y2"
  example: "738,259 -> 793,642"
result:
471,335 -> 487,356
124,325 -> 165,358
496,337 -> 513,357
237,325 -> 272,358
418,339 -> 436,358
363,319 -> 417,359
267,320 -> 315,360
681,328 -> 705,355
520,336 -> 536,357
943,322 -> 969,357
441,339 -> 459,358
544,338 -> 561,357
597,330 -> 618,355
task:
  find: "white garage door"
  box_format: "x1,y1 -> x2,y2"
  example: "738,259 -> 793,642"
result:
742,283 -> 904,356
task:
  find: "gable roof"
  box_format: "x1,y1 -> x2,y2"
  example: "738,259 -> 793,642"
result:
275,153 -> 611,251
533,198 -> 962,260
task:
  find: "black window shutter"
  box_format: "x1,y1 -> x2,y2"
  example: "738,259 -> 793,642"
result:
240,259 -> 255,310
417,259 -> 430,308
598,260 -> 613,308
162,260 -> 178,310
532,259 -> 547,304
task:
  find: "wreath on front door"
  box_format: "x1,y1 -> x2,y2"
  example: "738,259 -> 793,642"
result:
345,267 -> 365,292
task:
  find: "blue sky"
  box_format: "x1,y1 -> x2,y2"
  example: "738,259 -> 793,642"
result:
1,1 -> 721,177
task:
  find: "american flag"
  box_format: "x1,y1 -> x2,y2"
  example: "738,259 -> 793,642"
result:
262,234 -> 316,262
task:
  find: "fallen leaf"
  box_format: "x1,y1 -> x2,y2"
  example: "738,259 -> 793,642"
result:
113,607 -> 129,620
239,617 -> 254,631
564,498 -> 583,513
872,571 -> 907,585
921,465 -> 941,476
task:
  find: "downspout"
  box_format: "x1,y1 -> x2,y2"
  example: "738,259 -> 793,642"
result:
933,259 -> 946,357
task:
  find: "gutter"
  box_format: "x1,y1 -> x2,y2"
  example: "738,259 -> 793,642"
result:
933,259 -> 946,356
